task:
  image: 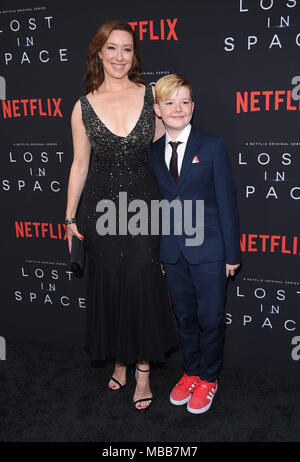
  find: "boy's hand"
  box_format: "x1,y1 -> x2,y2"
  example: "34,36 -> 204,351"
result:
160,263 -> 166,276
226,263 -> 240,278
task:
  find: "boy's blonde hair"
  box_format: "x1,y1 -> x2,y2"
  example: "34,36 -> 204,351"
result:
154,74 -> 193,104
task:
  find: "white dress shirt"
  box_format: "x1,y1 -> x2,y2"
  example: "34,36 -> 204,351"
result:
165,124 -> 192,175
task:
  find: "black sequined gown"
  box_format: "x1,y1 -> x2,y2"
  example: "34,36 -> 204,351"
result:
79,84 -> 177,363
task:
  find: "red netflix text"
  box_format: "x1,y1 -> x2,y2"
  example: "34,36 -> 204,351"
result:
240,233 -> 300,255
236,90 -> 300,114
128,19 -> 178,40
1,98 -> 62,119
15,221 -> 67,239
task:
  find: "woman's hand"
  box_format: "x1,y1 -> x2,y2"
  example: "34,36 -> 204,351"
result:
67,223 -> 84,254
160,263 -> 166,276
226,263 -> 240,278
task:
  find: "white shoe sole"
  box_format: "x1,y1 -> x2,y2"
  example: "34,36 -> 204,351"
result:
170,394 -> 191,406
187,398 -> 213,414
187,383 -> 218,414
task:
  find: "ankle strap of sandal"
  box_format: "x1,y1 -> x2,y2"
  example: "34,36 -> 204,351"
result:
136,366 -> 151,373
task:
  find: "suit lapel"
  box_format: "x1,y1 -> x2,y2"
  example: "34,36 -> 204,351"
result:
179,126 -> 201,184
154,126 -> 202,192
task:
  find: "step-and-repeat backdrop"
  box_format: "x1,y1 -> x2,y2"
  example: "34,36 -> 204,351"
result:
1,0 -> 299,376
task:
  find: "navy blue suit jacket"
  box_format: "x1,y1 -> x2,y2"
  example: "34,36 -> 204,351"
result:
150,126 -> 241,265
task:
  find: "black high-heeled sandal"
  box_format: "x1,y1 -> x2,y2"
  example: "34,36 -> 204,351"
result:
108,376 -> 126,391
133,366 -> 153,411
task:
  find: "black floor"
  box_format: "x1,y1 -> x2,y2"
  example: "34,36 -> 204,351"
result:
1,339 -> 300,444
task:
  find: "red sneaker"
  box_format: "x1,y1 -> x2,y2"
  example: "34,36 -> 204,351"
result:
170,373 -> 201,405
187,380 -> 218,414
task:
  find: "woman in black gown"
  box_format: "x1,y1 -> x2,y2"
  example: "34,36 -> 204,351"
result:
65,20 -> 177,411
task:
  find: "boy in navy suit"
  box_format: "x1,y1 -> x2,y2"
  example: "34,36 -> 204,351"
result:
150,74 -> 240,414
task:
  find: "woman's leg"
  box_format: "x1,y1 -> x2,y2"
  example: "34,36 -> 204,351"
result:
108,362 -> 127,390
133,361 -> 153,410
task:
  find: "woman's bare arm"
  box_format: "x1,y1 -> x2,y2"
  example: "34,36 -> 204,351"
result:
65,100 -> 91,251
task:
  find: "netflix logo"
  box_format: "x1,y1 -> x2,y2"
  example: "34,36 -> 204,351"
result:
240,233 -> 300,255
236,90 -> 300,114
15,221 -> 67,239
128,19 -> 178,40
1,97 -> 63,119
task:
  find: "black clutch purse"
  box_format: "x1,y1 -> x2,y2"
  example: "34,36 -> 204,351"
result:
70,235 -> 85,277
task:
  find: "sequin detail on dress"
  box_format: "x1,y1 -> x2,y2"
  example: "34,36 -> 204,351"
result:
79,84 -> 177,363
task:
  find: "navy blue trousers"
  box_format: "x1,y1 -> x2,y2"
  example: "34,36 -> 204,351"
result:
164,253 -> 227,382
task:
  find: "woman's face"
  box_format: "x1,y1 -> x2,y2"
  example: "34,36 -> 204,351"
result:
98,29 -> 134,80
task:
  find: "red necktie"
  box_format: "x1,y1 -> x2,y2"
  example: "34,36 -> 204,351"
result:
169,141 -> 182,184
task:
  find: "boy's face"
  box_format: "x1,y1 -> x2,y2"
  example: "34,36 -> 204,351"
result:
154,85 -> 194,134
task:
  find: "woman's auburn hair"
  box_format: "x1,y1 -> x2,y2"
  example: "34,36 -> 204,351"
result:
84,20 -> 144,94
